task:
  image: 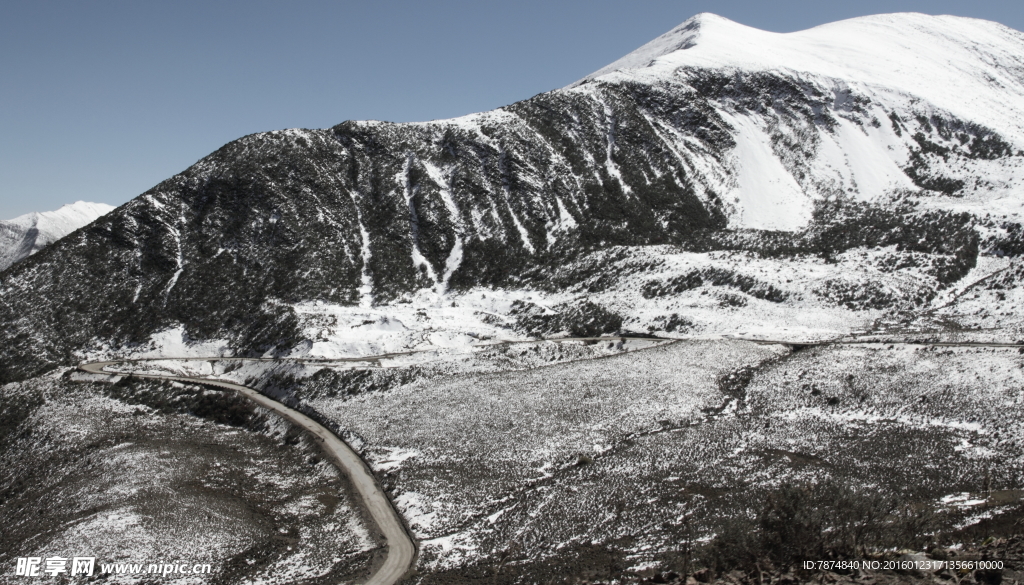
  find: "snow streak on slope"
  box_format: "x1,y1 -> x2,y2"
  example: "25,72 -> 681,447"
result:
0,201 -> 114,270
718,111 -> 810,230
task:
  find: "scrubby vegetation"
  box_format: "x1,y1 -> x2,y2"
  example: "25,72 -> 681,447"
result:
704,481 -> 939,572
510,299 -> 624,337
106,374 -> 257,427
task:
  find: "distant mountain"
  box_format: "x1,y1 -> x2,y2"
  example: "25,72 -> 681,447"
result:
3,13 -> 1024,381
0,201 -> 114,270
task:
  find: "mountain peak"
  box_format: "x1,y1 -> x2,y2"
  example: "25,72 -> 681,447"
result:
580,13 -> 1021,79
574,12 -> 1024,145
579,13 -> 748,82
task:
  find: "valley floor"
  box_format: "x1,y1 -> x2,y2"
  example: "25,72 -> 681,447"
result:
74,334 -> 1024,584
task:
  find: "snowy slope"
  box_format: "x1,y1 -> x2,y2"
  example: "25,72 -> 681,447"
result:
0,201 -> 114,270
584,13 -> 1024,135
577,13 -> 1024,230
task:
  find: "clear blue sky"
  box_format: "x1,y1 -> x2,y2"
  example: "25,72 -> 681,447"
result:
2,0 -> 1023,219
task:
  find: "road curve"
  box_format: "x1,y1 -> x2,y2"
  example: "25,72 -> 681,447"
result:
78,361 -> 416,585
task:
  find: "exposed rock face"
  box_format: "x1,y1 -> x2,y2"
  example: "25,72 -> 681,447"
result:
4,13 -> 1024,380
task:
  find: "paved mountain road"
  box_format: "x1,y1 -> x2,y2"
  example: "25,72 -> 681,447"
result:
78,361 -> 417,585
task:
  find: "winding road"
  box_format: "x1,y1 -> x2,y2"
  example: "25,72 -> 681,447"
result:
76,334 -> 1023,584
78,360 -> 417,585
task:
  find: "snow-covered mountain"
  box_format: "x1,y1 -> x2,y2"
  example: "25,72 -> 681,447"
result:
578,12 -> 1024,230
7,14 -> 1024,583
0,201 -> 114,270
586,13 -> 1024,140
2,13 -> 1024,380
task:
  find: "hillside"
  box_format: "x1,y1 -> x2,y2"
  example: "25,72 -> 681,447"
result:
4,13 -> 1024,381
